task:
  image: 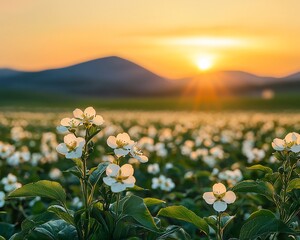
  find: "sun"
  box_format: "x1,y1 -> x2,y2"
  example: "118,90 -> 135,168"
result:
196,57 -> 213,71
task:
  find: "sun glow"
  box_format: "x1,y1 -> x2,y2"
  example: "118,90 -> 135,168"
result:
196,57 -> 213,71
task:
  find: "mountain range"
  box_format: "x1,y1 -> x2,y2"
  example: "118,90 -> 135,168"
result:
0,56 -> 299,98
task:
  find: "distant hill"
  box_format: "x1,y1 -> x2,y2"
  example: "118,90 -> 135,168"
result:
0,56 -> 299,98
0,68 -> 22,78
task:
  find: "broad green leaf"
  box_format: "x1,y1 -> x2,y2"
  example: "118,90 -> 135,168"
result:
240,209 -> 296,240
10,212 -> 56,240
30,220 -> 78,240
157,206 -> 209,235
287,178 -> 300,192
117,195 -> 158,232
0,222 -> 14,239
89,162 -> 109,186
48,205 -> 74,226
143,198 -> 166,207
233,180 -> 275,201
7,180 -> 66,204
247,164 -> 273,174
0,236 -> 5,240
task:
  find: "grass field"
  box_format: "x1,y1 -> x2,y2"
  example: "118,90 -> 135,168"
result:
0,90 -> 299,112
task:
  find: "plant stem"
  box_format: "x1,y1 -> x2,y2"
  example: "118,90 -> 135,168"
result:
216,212 -> 222,240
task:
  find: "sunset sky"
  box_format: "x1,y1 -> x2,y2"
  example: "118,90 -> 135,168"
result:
1,0 -> 300,79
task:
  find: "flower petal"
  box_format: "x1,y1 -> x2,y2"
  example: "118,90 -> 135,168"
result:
64,134 -> 76,145
117,133 -> 130,142
60,118 -> 71,126
106,164 -> 120,177
213,201 -> 227,212
111,182 -> 126,193
203,192 -> 216,204
291,145 -> 300,153
107,136 -> 117,149
213,183 -> 226,195
272,138 -> 285,151
114,148 -> 130,157
122,176 -> 136,185
93,115 -> 104,126
84,107 -> 96,118
223,191 -> 236,204
56,143 -> 68,155
73,108 -> 83,118
103,177 -> 117,186
120,164 -> 134,177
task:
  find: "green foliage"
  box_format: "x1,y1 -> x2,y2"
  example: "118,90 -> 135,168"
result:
143,198 -> 166,207
48,205 -> 74,226
26,220 -> 78,240
0,222 -> 14,239
116,195 -> 158,232
7,180 -> 66,204
247,164 -> 273,174
157,205 -> 209,235
287,178 -> 300,192
233,180 -> 275,201
239,209 -> 296,240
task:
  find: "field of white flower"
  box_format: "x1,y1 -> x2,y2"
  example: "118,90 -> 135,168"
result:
0,108 -> 299,239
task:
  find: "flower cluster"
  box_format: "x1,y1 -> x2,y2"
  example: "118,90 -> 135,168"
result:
272,132 -> 300,153
104,133 -> 148,193
56,107 -> 104,159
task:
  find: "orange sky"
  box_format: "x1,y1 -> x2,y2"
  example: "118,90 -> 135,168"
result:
1,0 -> 300,79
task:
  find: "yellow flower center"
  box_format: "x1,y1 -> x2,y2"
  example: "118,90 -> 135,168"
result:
116,139 -> 127,148
66,141 -> 77,151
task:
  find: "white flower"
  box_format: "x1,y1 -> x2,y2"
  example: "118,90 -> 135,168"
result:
60,117 -> 81,129
272,132 -> 300,153
107,133 -> 135,157
147,163 -> 160,175
103,164 -> 136,193
203,183 -> 236,212
73,107 -> 104,126
1,173 -> 22,192
0,191 -> 5,208
130,144 -> 148,163
56,134 -> 85,159
72,197 -> 83,208
49,168 -> 62,179
151,175 -> 175,191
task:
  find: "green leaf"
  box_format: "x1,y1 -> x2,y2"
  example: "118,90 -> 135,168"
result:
247,164 -> 273,174
143,198 -> 166,207
0,222 -> 14,239
221,214 -> 235,230
10,212 -> 56,240
157,206 -> 209,235
48,205 -> 74,226
287,178 -> 300,192
127,185 -> 148,192
64,166 -> 82,179
117,195 -> 158,232
232,180 -> 275,201
240,209 -> 296,240
0,236 -> 5,240
89,162 -> 109,186
30,220 -> 78,240
7,180 -> 66,204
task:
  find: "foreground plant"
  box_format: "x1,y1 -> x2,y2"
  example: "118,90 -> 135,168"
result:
203,183 -> 236,240
233,132 -> 300,239
6,107 -> 209,240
